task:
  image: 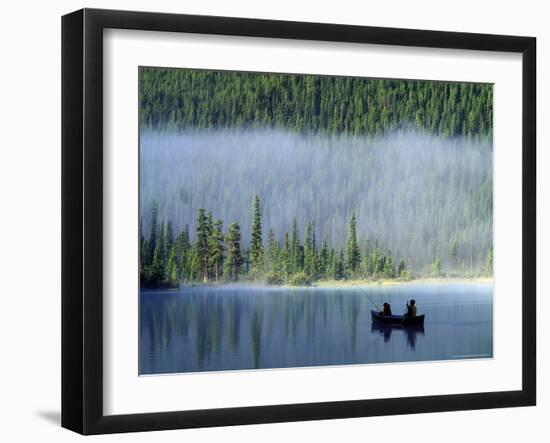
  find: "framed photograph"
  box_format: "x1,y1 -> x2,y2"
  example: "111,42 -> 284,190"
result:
62,8 -> 536,434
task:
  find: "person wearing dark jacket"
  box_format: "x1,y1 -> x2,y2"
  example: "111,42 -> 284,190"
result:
380,302 -> 392,316
405,299 -> 417,317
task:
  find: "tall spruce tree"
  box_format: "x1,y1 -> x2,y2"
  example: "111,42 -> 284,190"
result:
398,259 -> 406,277
225,222 -> 243,281
149,221 -> 166,285
166,245 -> 178,287
150,240 -> 164,285
208,219 -> 225,281
158,221 -> 167,268
166,221 -> 174,253
175,225 -> 191,280
188,249 -> 200,281
319,240 -> 329,279
267,228 -> 280,275
196,208 -> 210,282
371,248 -> 383,276
328,249 -> 337,279
250,194 -> 265,272
304,221 -> 317,278
281,232 -> 291,279
335,249 -> 345,280
290,220 -> 303,273
346,214 -> 361,274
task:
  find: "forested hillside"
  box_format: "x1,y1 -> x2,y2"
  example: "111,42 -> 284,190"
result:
139,67 -> 493,287
140,130 -> 492,278
139,68 -> 493,139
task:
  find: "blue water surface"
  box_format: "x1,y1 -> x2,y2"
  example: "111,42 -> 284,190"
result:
139,283 -> 493,374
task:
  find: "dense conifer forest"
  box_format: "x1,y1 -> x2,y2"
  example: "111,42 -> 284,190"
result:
139,68 -> 493,140
140,193 -> 493,288
141,195 -> 412,288
139,68 -> 493,287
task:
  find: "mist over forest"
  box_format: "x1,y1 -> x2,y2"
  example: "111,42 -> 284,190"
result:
140,128 -> 492,272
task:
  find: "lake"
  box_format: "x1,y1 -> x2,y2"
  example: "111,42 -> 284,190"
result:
139,283 -> 493,375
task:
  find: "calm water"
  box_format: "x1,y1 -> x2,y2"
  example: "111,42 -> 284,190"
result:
139,283 -> 493,374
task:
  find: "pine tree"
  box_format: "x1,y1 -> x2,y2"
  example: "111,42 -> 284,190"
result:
328,249 -> 337,279
398,259 -> 406,277
304,221 -> 317,278
364,240 -> 374,276
281,232 -> 291,279
242,248 -> 250,274
166,221 -> 174,253
196,208 -> 210,282
207,211 -> 214,234
250,194 -> 265,272
158,221 -> 167,270
166,245 -> 178,287
290,220 -> 303,273
383,251 -> 395,278
150,241 -> 164,285
371,248 -> 383,276
188,248 -> 200,281
346,214 -> 361,274
335,249 -> 345,280
149,221 -> 166,284
319,240 -> 329,279
175,227 -> 190,280
225,222 -> 243,281
267,229 -> 280,275
208,219 -> 225,281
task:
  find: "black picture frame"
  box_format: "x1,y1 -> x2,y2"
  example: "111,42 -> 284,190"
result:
62,8 -> 536,435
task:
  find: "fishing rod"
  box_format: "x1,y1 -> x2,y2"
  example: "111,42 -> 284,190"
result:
357,287 -> 382,312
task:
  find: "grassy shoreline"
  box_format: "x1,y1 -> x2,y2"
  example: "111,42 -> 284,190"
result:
312,276 -> 493,288
142,276 -> 494,291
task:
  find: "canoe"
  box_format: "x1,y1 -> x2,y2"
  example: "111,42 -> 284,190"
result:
371,310 -> 425,326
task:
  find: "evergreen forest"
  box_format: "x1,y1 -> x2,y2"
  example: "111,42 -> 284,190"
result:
139,67 -> 493,287
140,68 -> 492,140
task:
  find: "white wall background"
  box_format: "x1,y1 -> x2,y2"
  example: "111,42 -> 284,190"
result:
0,0 -> 545,441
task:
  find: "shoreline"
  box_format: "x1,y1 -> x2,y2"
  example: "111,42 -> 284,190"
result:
313,277 -> 493,288
142,277 -> 493,292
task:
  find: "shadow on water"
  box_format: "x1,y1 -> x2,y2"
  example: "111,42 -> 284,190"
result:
371,322 -> 425,349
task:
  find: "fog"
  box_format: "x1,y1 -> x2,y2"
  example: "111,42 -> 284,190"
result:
140,129 -> 492,271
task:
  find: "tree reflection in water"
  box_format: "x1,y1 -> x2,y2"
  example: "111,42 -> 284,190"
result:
139,284 -> 492,374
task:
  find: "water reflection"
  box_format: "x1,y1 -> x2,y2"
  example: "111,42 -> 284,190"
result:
370,323 -> 425,349
140,283 -> 493,374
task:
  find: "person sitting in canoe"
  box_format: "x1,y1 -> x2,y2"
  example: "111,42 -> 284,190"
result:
379,302 -> 392,316
404,299 -> 417,317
